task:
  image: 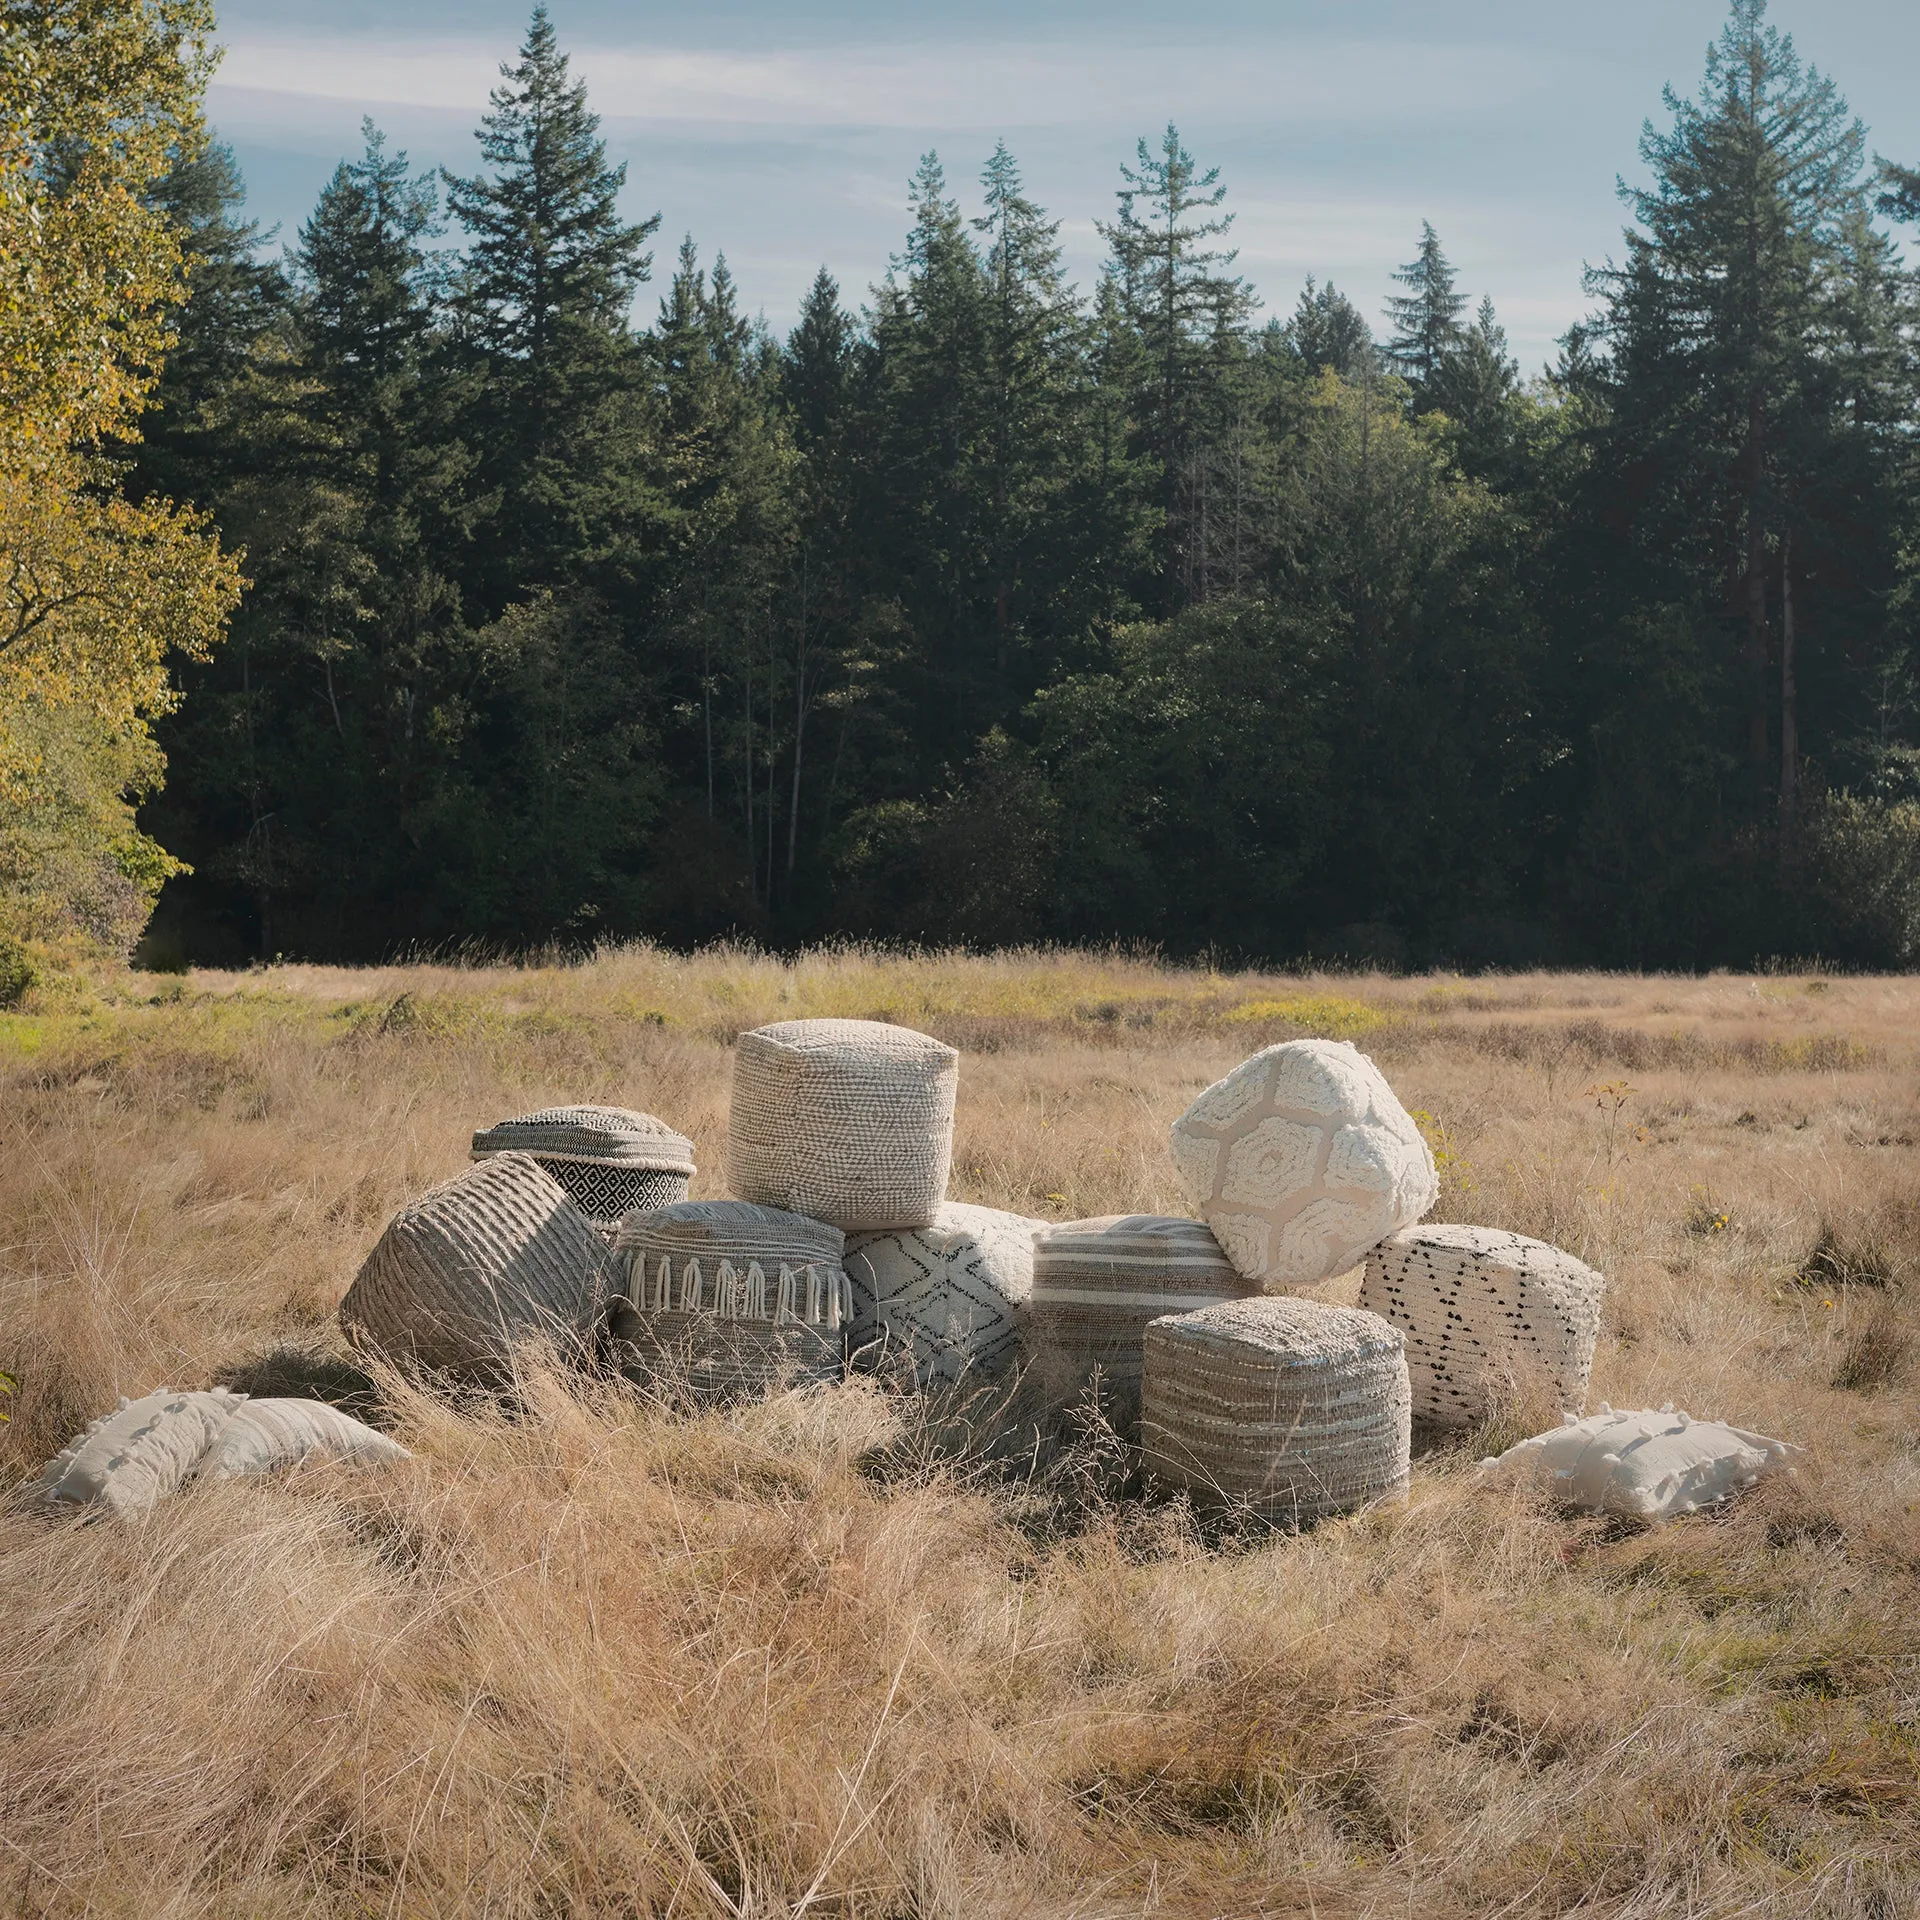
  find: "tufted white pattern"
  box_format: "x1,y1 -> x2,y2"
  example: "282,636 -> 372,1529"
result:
201,1399 -> 411,1480
1359,1224 -> 1604,1428
34,1388 -> 248,1519
1482,1405 -> 1800,1519
846,1202 -> 1044,1387
1170,1040 -> 1436,1288
728,1018 -> 958,1230
1142,1297 -> 1411,1525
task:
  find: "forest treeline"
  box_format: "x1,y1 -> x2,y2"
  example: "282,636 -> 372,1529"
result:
12,0 -> 1920,972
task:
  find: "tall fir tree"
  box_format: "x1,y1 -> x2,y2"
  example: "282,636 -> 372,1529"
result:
1384,221 -> 1466,394
1285,276 -> 1376,379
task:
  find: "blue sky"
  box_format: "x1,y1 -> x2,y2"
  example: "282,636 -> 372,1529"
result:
209,0 -> 1920,374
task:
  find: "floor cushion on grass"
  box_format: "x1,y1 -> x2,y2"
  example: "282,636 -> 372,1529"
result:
846,1202 -> 1045,1386
471,1105 -> 695,1231
728,1018 -> 957,1230
1170,1040 -> 1436,1290
1142,1297 -> 1411,1525
200,1398 -> 411,1479
340,1153 -> 613,1377
1481,1405 -> 1800,1519
34,1388 -> 247,1519
1359,1224 -> 1604,1429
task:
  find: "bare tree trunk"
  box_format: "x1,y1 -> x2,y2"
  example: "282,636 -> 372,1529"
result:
743,646 -> 755,909
766,616 -> 776,910
1742,399 -> 1770,782
788,573 -> 807,885
702,634 -> 714,821
1779,528 -> 1797,839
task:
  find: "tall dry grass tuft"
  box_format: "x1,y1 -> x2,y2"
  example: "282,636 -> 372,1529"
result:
5,952 -> 1920,1913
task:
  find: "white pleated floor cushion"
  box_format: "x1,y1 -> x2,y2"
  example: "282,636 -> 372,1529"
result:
340,1152 -> 613,1376
34,1388 -> 248,1519
1482,1405 -> 1800,1520
1142,1298 -> 1412,1525
846,1202 -> 1045,1387
472,1105 -> 695,1231
200,1398 -> 412,1480
728,1018 -> 958,1230
1025,1215 -> 1260,1435
1170,1040 -> 1437,1289
614,1199 -> 852,1401
1359,1225 -> 1605,1430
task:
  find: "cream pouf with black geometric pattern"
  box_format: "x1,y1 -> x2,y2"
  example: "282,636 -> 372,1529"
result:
846,1202 -> 1045,1387
1170,1040 -> 1437,1289
1142,1297 -> 1411,1525
1359,1224 -> 1604,1429
340,1153 -> 613,1377
471,1105 -> 695,1232
1025,1215 -> 1260,1437
728,1018 -> 958,1230
613,1199 -> 852,1402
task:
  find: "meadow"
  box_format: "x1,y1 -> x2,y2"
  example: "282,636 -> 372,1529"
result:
2,946 -> 1917,1917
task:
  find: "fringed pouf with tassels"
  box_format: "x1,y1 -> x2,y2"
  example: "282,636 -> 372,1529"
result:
471,1105 -> 695,1235
1025,1215 -> 1259,1438
1142,1297 -> 1411,1526
846,1201 -> 1045,1387
611,1200 -> 852,1402
728,1018 -> 957,1230
340,1153 -> 614,1378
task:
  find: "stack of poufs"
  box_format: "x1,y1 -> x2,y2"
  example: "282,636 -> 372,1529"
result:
340,1153 -> 614,1377
471,1105 -> 695,1236
1141,1298 -> 1412,1524
611,1199 -> 854,1400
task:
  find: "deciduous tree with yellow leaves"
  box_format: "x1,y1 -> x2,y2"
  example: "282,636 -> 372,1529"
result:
0,0 -> 239,964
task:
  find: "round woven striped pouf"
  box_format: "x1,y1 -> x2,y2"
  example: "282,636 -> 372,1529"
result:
1142,1297 -> 1411,1526
612,1200 -> 852,1402
471,1106 -> 695,1233
728,1019 -> 957,1231
341,1153 -> 614,1378
1025,1215 -> 1260,1438
1358,1224 -> 1604,1430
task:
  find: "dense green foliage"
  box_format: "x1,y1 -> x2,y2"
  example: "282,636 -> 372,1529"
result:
134,0 -> 1920,968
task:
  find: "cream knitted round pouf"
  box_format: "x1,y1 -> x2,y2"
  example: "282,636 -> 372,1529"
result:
340,1153 -> 613,1377
1169,1039 -> 1437,1289
1142,1297 -> 1411,1525
613,1200 -> 852,1402
728,1018 -> 958,1230
1025,1215 -> 1259,1437
471,1105 -> 695,1231
846,1202 -> 1044,1387
1359,1224 -> 1605,1429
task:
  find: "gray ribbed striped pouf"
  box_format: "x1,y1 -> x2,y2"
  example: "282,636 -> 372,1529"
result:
612,1200 -> 852,1402
1142,1297 -> 1411,1525
1025,1215 -> 1260,1437
471,1105 -> 695,1232
1359,1224 -> 1604,1430
728,1019 -> 958,1230
340,1153 -> 614,1377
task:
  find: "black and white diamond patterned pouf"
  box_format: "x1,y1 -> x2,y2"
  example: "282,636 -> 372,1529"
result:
471,1105 -> 695,1235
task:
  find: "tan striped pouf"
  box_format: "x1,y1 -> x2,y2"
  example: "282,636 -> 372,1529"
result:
1359,1225 -> 1604,1430
1025,1215 -> 1259,1438
728,1019 -> 957,1230
1142,1298 -> 1411,1525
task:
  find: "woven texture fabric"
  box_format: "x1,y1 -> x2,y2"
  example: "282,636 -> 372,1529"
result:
846,1202 -> 1044,1386
1025,1215 -> 1259,1435
201,1399 -> 411,1480
1170,1040 -> 1437,1289
612,1200 -> 852,1401
1142,1298 -> 1411,1524
728,1018 -> 958,1230
544,1161 -> 691,1229
471,1105 -> 696,1172
34,1388 -> 247,1519
1359,1224 -> 1605,1429
1482,1404 -> 1800,1519
340,1153 -> 613,1377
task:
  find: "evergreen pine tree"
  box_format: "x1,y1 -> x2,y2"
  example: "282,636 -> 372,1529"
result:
1384,221 -> 1466,393
1285,276 -> 1375,378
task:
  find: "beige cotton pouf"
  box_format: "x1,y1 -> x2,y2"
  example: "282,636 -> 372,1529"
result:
613,1200 -> 852,1402
1025,1215 -> 1260,1437
1142,1298 -> 1411,1525
728,1018 -> 958,1230
846,1202 -> 1045,1387
340,1153 -> 614,1377
1170,1039 -> 1436,1290
1359,1225 -> 1604,1430
471,1105 -> 695,1233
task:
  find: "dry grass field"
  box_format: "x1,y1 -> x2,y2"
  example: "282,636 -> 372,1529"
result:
3,947 -> 1919,1917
